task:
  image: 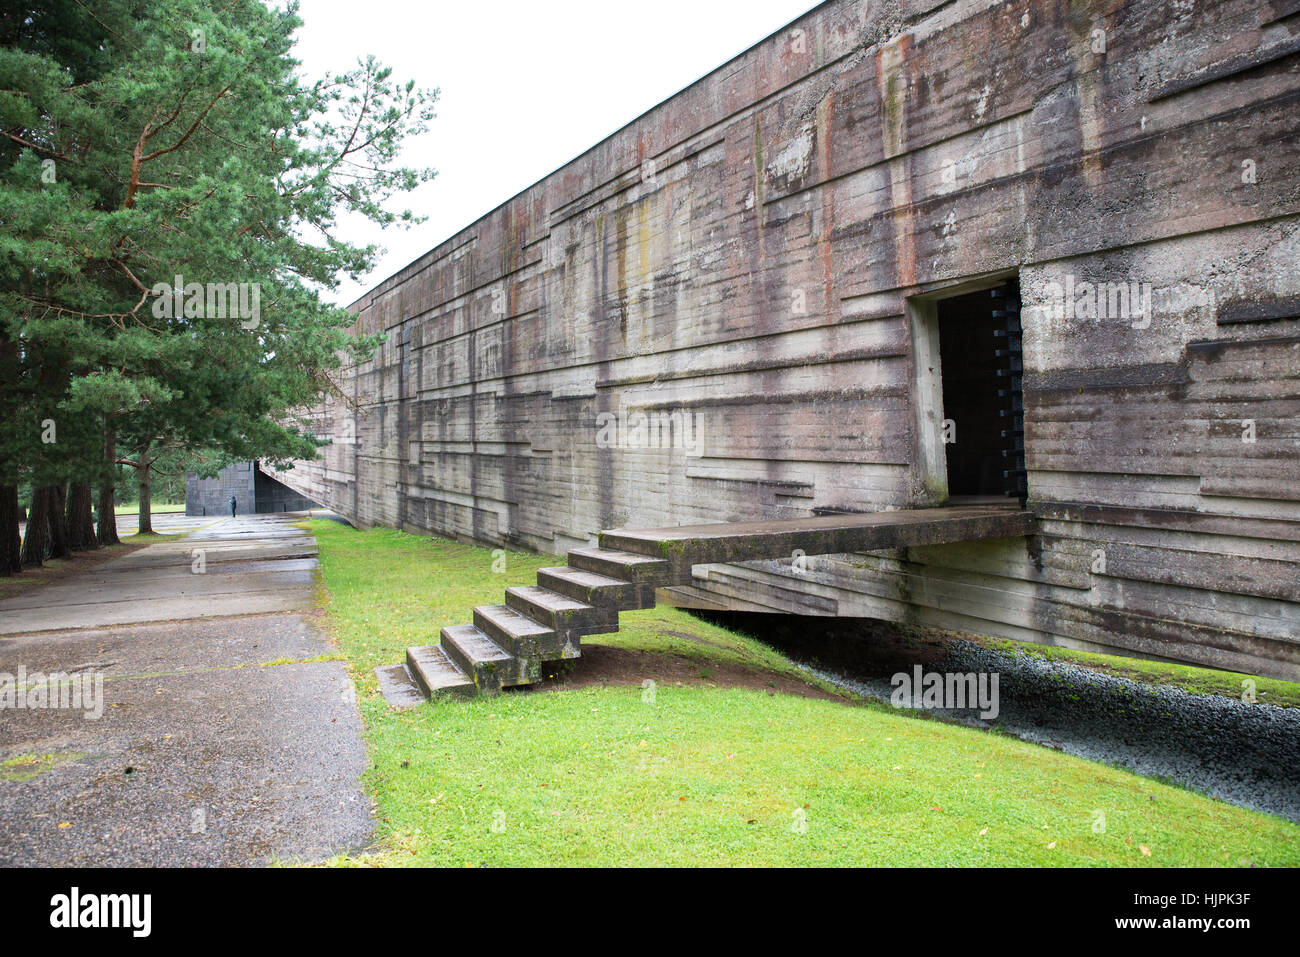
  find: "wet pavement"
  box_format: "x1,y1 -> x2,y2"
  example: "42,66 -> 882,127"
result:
0,514 -> 372,866
0,516 -> 319,635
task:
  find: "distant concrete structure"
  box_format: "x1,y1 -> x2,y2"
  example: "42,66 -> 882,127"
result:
186,461 -> 318,517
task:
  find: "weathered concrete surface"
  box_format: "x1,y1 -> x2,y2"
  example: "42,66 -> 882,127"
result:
0,516 -> 318,635
277,0 -> 1300,680
0,514 -> 372,866
604,504 -> 1035,576
386,503 -> 1037,704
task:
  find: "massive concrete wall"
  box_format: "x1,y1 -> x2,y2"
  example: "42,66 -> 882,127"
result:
187,462 -> 317,516
279,0 -> 1300,680
187,462 -> 255,517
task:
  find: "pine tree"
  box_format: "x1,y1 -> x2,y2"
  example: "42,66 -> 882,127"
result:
0,0 -> 436,570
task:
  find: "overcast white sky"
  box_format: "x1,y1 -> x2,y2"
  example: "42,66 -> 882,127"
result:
291,0 -> 820,305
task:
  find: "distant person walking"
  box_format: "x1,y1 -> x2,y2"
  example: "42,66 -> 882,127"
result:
230,495 -> 238,518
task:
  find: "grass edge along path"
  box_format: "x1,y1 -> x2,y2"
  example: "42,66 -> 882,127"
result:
114,503 -> 187,516
305,520 -> 1300,868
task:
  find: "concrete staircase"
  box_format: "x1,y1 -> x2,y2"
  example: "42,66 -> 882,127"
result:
376,545 -> 678,702
375,504 -> 1036,705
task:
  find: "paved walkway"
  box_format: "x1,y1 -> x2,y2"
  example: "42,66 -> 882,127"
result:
0,514 -> 371,866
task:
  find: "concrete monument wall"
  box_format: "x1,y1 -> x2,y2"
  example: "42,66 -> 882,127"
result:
278,0 -> 1300,679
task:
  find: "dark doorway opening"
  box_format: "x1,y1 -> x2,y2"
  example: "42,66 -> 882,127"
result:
252,462 -> 320,514
936,280 -> 1025,502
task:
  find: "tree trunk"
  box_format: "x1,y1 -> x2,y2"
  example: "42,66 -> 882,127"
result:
47,483 -> 69,559
66,482 -> 98,551
0,322 -> 20,575
0,486 -> 21,576
96,481 -> 119,546
137,445 -> 153,536
97,424 -> 120,547
19,487 -> 50,567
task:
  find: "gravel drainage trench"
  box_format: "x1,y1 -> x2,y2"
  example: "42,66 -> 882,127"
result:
694,612 -> 1300,824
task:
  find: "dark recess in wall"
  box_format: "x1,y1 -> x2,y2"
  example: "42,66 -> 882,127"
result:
938,290 -> 1007,497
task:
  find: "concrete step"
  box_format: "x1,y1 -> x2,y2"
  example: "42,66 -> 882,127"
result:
404,646 -> 476,700
474,603 -> 572,661
441,624 -> 540,693
505,585 -> 617,641
538,566 -> 656,611
567,547 -> 674,585
374,663 -> 432,708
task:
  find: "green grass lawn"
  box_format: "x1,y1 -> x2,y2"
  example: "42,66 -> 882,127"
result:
307,520 -> 1300,867
114,503 -> 187,515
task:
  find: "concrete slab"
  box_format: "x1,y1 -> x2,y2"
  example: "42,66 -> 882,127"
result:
0,614 -> 327,679
602,504 -> 1037,577
0,515 -> 319,635
0,652 -> 369,867
0,513 -> 372,866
